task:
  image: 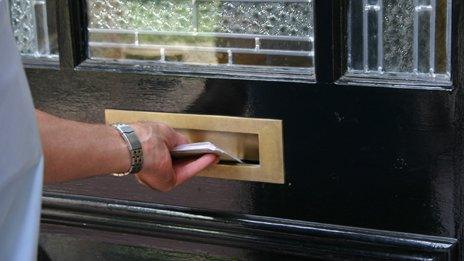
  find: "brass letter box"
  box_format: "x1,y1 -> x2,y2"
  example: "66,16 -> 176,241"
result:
105,109 -> 284,184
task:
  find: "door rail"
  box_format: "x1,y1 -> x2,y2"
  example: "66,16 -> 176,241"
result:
41,192 -> 458,260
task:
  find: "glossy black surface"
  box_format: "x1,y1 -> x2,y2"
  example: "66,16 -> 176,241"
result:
28,0 -> 464,259
41,192 -> 457,260
30,69 -> 459,235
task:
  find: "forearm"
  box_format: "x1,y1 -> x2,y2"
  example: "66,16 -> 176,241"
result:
36,110 -> 130,183
36,110 -> 218,191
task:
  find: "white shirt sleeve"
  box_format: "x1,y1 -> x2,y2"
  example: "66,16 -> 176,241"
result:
0,0 -> 44,260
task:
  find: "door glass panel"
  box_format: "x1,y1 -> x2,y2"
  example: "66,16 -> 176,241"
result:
87,0 -> 314,69
8,0 -> 59,58
348,0 -> 452,79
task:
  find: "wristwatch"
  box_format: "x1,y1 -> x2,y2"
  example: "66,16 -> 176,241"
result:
112,123 -> 144,176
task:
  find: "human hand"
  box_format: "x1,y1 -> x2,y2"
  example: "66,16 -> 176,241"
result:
130,122 -> 218,192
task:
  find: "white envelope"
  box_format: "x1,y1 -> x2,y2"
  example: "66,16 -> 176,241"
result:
171,142 -> 243,163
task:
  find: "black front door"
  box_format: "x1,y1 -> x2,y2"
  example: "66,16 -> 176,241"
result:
8,0 -> 463,259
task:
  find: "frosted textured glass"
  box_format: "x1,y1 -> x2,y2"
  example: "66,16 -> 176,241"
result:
348,0 -> 452,79
9,0 -> 36,53
88,0 -> 193,31
87,0 -> 314,70
383,0 -> 414,72
8,0 -> 58,57
197,1 -> 313,36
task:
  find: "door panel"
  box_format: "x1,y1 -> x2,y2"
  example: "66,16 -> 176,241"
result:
31,69 -> 457,235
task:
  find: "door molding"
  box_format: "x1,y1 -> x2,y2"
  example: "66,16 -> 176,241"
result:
42,192 -> 458,260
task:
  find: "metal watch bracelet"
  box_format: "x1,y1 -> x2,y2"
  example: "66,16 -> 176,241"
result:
111,123 -> 143,176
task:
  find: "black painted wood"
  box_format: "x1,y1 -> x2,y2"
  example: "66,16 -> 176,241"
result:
25,0 -> 464,259
42,192 -> 457,260
76,59 -> 316,83
39,231 -> 240,261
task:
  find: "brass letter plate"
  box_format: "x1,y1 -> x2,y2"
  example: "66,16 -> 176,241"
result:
105,109 -> 284,184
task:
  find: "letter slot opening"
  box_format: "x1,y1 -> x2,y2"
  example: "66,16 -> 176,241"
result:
175,129 -> 259,165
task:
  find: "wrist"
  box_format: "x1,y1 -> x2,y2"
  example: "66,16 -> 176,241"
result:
111,123 -> 144,175
108,125 -> 133,174
129,123 -> 150,155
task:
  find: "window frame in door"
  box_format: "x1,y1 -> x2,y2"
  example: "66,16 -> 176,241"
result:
333,0 -> 459,91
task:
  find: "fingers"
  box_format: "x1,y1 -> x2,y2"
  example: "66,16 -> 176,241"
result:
136,153 -> 217,192
165,131 -> 189,150
136,166 -> 177,192
133,121 -> 211,192
173,154 -> 218,186
134,174 -> 149,188
174,132 -> 189,147
157,123 -> 189,149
